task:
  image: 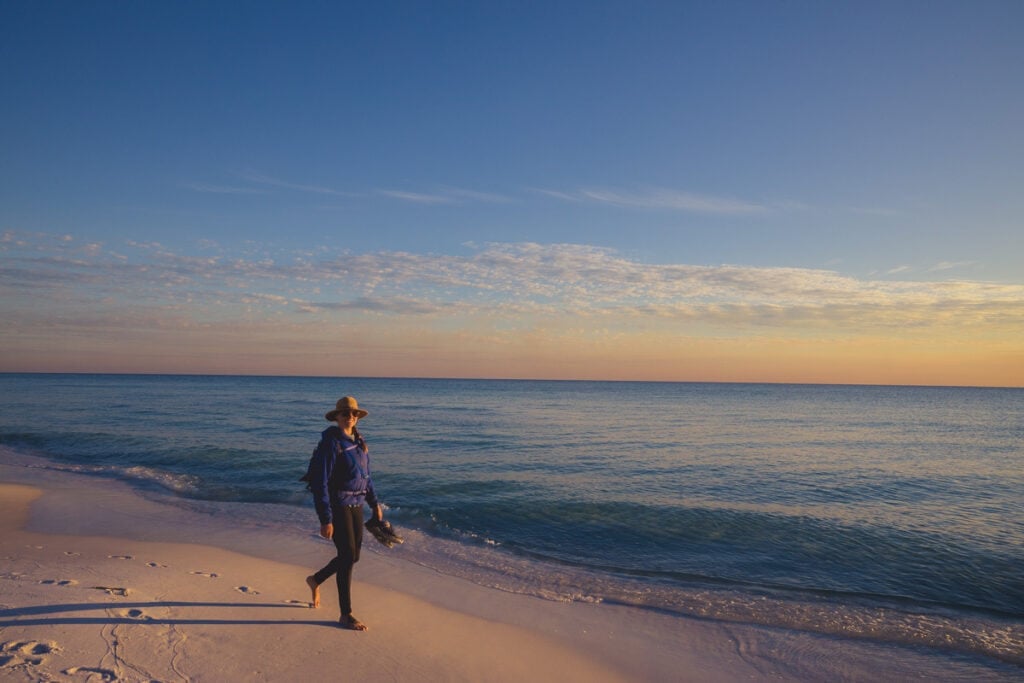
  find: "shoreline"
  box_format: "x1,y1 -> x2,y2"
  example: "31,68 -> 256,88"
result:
2,455 -> 1019,681
0,459 -> 754,681
2,370 -> 1021,391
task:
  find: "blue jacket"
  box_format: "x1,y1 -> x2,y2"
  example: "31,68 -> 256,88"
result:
308,426 -> 378,526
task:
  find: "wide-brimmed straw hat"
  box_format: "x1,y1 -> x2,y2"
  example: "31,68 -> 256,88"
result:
325,396 -> 368,421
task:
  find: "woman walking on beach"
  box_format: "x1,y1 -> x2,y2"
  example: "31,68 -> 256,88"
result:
305,396 -> 384,631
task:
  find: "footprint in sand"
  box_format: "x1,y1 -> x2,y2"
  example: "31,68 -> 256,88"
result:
235,586 -> 260,595
112,607 -> 152,621
63,666 -> 118,681
0,639 -> 58,668
190,571 -> 220,579
39,579 -> 78,587
91,586 -> 130,597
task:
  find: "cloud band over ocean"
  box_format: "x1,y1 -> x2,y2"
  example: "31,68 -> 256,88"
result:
2,231 -> 1021,384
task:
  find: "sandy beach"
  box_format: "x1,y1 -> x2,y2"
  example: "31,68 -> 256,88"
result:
2,453 -> 1017,682
0,458 -> 768,682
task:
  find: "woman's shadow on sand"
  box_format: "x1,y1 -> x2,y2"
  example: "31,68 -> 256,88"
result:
0,600 -> 337,628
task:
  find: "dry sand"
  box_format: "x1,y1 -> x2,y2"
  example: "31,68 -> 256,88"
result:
0,461 -> 765,682
2,457 -> 1003,682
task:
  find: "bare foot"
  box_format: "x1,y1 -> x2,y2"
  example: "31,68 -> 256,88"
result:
339,614 -> 367,631
306,575 -> 320,608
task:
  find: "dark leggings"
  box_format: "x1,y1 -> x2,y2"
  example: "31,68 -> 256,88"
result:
312,504 -> 364,616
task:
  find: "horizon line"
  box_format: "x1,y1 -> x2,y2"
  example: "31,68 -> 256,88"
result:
1,370 -> 1020,391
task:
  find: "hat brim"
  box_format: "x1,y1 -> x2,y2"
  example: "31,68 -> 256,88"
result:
325,408 -> 368,421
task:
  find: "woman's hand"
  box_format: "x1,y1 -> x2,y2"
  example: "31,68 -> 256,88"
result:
320,523 -> 333,539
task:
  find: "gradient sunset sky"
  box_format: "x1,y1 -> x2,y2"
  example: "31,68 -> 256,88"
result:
3,2 -> 1022,386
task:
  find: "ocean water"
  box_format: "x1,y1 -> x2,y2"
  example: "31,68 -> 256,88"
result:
1,373 -> 1022,671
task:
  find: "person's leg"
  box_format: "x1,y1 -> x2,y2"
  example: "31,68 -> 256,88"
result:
308,504 -> 359,608
312,556 -> 340,585
335,505 -> 368,630
333,506 -> 358,616
309,553 -> 341,608
351,504 -> 364,560
306,506 -> 367,628
305,574 -> 321,608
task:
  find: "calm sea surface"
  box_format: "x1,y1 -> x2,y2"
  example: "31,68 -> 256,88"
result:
1,374 -> 1021,668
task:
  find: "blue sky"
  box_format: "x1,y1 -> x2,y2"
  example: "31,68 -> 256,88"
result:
2,2 -> 1022,384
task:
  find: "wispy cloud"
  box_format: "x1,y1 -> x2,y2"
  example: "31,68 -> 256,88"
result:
539,186 -> 769,214
3,233 -> 1022,339
4,232 -> 1023,383
237,170 -> 348,196
299,296 -> 448,315
440,187 -> 512,203
182,182 -> 268,195
377,186 -> 512,205
928,260 -> 976,272
377,190 -> 455,205
184,172 -> 512,206
530,188 -> 581,202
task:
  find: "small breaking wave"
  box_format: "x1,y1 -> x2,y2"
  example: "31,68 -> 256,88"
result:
108,465 -> 202,495
4,453 -> 201,497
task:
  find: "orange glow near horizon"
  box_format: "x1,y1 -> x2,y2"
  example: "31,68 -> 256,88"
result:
2,322 -> 1021,388
2,236 -> 1022,388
